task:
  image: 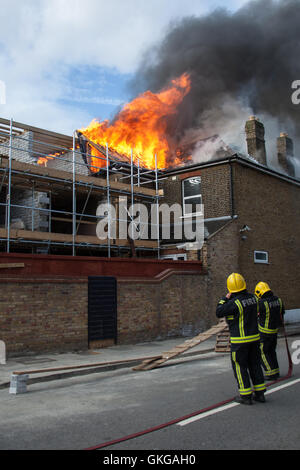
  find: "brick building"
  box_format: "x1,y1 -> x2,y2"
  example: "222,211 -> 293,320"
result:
160,116 -> 300,317
0,116 -> 299,356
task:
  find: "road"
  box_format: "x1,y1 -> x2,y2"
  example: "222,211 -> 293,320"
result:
0,335 -> 299,454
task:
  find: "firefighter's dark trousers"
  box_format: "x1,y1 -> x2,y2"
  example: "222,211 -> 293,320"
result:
260,334 -> 279,378
231,341 -> 266,397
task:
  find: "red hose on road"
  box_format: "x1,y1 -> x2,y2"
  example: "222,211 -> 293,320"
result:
84,329 -> 293,451
265,323 -> 293,386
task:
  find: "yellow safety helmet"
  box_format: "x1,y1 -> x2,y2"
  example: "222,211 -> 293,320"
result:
227,273 -> 246,293
255,281 -> 271,299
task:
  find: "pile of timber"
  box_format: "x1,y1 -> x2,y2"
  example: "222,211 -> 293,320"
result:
214,325 -> 231,352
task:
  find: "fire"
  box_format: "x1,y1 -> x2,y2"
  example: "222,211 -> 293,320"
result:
37,151 -> 70,166
79,73 -> 191,171
37,152 -> 57,166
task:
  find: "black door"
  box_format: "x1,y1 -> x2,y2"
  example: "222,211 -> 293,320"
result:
88,276 -> 117,344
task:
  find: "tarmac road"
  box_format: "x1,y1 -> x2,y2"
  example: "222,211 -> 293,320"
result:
0,333 -> 299,452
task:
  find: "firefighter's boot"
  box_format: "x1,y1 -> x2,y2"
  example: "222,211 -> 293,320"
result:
253,391 -> 266,403
235,395 -> 253,405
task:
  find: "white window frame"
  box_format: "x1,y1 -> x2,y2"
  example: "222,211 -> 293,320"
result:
254,250 -> 269,264
182,177 -> 203,217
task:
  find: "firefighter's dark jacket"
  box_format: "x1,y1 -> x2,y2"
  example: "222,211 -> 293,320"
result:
257,291 -> 285,335
216,290 -> 260,344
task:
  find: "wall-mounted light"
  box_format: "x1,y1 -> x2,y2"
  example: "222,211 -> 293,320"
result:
240,225 -> 251,233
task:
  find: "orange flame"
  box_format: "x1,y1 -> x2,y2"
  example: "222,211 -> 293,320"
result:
80,73 -> 191,171
37,153 -> 57,165
37,151 -> 70,166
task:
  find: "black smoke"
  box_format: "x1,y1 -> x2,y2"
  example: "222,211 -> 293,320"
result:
130,0 -> 300,165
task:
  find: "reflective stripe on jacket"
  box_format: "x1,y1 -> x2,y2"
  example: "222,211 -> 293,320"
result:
216,291 -> 260,344
258,294 -> 284,335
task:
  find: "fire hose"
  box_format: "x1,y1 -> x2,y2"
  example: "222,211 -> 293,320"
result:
84,324 -> 293,451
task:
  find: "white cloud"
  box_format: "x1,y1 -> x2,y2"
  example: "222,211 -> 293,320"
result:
0,0 -> 250,133
0,0 -> 216,73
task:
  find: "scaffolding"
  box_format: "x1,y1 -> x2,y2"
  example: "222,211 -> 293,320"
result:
0,118 -> 163,258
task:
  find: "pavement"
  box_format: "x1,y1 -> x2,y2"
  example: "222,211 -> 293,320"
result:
1,322 -> 300,392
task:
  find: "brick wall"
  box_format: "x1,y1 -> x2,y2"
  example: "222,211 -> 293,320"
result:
200,165 -> 232,219
162,164 -> 232,219
203,218 -> 240,322
232,162 -> 300,308
0,278 -> 88,356
0,269 -> 210,357
117,272 -> 209,344
163,160 -> 300,313
162,175 -> 182,207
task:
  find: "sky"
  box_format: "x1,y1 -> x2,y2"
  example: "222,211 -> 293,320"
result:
0,0 -> 249,135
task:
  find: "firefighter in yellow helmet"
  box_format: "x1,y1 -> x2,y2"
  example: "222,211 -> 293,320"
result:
216,273 -> 266,404
255,281 -> 285,380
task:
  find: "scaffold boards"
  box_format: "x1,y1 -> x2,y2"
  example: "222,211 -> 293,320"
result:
133,320 -> 228,371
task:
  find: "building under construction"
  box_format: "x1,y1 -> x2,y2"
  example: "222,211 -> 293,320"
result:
0,116 -> 299,357
0,117 -> 164,258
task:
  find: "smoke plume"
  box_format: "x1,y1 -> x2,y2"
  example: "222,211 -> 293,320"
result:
130,0 -> 300,171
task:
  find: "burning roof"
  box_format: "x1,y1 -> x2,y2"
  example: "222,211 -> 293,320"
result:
78,73 -> 191,172
35,72 -> 237,174
76,72 -> 241,173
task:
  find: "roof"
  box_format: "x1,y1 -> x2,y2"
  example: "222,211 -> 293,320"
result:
1,117 -> 298,185
160,215 -> 237,248
160,152 -> 300,187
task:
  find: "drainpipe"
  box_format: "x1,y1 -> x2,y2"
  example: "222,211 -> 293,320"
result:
229,161 -> 235,219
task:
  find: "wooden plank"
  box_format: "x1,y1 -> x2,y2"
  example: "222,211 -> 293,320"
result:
0,263 -> 24,269
0,126 -> 22,136
0,178 -> 70,195
0,158 -> 160,197
12,355 -> 161,376
0,117 -> 74,144
0,228 -> 157,249
133,320 -> 227,371
52,216 -> 95,225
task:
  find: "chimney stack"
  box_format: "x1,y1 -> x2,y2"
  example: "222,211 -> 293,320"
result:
245,116 -> 267,165
277,133 -> 295,177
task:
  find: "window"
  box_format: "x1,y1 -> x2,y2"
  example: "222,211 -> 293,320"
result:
182,177 -> 202,216
254,251 -> 269,264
